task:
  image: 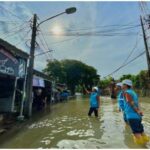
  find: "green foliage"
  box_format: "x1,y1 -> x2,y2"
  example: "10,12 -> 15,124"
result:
138,70 -> 149,89
119,71 -> 149,89
98,77 -> 113,89
43,59 -> 100,95
43,59 -> 66,83
43,58 -> 149,95
75,85 -> 83,93
98,70 -> 149,94
120,74 -> 134,81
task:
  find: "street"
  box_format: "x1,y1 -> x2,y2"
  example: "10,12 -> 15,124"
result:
0,96 -> 150,148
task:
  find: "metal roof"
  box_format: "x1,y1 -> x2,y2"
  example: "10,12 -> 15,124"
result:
0,38 -> 29,59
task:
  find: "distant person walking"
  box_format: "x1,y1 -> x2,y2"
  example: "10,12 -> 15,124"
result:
85,86 -> 100,117
122,79 -> 150,145
110,79 -> 116,99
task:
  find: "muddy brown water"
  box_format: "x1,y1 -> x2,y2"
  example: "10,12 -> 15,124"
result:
0,96 -> 150,148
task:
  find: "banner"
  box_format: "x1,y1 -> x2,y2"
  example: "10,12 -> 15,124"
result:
0,47 -> 19,76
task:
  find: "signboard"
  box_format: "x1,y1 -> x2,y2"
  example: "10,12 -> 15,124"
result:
18,59 -> 26,78
33,76 -> 45,87
0,48 -> 19,76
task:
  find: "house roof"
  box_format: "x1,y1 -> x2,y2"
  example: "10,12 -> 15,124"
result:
33,69 -> 51,81
0,38 -> 29,59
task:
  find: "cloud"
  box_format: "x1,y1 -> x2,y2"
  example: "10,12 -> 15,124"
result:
0,2 -> 148,78
0,2 -> 32,51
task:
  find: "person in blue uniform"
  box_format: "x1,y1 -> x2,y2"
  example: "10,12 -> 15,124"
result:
122,79 -> 149,145
86,87 -> 100,117
115,82 -> 127,124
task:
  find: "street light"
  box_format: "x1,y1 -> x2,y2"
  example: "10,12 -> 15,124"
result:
38,7 -> 76,27
65,7 -> 76,14
26,7 -> 77,117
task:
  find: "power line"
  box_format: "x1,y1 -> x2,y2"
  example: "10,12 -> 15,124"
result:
43,32 -> 138,37
119,51 -> 145,70
63,20 -> 140,32
15,29 -> 31,46
43,25 -> 140,37
0,5 -> 29,22
103,50 -> 145,78
62,25 -> 137,33
48,37 -> 79,46
0,20 -> 23,24
35,49 -> 53,57
35,17 -> 53,59
139,1 -> 150,15
0,21 -> 30,37
41,23 -> 140,37
36,36 -> 52,59
121,32 -> 140,66
38,27 -> 52,58
2,24 -> 30,40
65,24 -> 141,33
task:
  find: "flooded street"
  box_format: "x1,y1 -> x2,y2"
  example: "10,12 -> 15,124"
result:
0,96 -> 150,148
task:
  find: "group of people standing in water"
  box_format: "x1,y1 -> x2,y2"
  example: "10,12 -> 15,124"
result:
86,79 -> 150,145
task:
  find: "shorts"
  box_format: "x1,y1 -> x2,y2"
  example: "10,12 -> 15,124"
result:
128,119 -> 144,134
88,107 -> 98,117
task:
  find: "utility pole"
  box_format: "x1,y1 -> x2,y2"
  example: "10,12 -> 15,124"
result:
26,14 -> 37,117
25,8 -> 76,117
140,16 -> 150,78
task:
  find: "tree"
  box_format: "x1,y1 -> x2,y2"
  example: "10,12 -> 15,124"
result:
43,59 -> 66,83
43,59 -> 100,95
98,77 -> 113,89
119,72 -> 149,90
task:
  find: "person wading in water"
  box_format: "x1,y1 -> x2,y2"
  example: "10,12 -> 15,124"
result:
122,79 -> 150,145
84,86 -> 100,117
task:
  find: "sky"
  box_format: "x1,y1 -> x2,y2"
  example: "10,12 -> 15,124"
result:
0,1 -> 149,79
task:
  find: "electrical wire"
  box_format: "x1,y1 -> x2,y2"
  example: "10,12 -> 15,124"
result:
35,49 -> 53,57
0,20 -> 23,24
36,36 -> 52,59
44,32 -> 138,37
103,49 -> 145,78
66,24 -> 140,33
38,27 -> 52,58
48,37 -> 79,46
0,21 -> 30,37
43,25 -> 140,37
63,20 -> 140,32
15,29 -> 31,46
36,17 -> 54,59
121,32 -> 140,66
0,5 -> 28,22
2,24 -> 30,40
43,25 -> 139,37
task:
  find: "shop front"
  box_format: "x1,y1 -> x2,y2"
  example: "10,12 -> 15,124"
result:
0,39 -> 28,113
32,70 -> 52,112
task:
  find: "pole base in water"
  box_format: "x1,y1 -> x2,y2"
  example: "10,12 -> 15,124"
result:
17,115 -> 24,121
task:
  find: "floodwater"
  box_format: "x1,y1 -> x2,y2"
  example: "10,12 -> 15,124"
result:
0,96 -> 150,148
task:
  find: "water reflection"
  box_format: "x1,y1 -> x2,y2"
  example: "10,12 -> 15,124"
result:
0,96 -> 150,148
123,125 -> 149,148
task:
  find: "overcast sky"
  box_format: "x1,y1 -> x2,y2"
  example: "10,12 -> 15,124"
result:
0,1 -> 149,79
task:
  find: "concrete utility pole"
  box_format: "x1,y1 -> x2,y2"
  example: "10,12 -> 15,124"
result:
26,14 -> 37,117
140,16 -> 150,78
25,8 -> 76,117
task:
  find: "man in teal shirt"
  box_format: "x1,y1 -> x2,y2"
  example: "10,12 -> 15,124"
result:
86,87 -> 100,117
122,79 -> 149,145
